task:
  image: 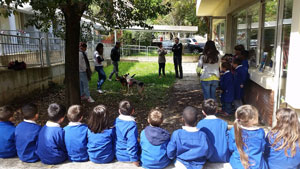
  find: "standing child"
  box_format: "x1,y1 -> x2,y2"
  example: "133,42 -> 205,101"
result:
64,105 -> 88,162
232,58 -> 248,109
115,100 -> 139,167
36,103 -> 67,165
157,43 -> 167,78
0,106 -> 16,158
220,62 -> 234,116
140,110 -> 171,169
15,103 -> 41,162
167,106 -> 212,169
196,99 -> 230,162
87,105 -> 115,163
265,108 -> 300,169
229,105 -> 267,169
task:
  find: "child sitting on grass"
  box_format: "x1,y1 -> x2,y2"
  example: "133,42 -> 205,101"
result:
0,105 -> 16,158
15,103 -> 41,162
265,108 -> 300,169
197,99 -> 230,163
87,105 -> 115,163
167,106 -> 212,169
64,105 -> 88,162
36,103 -> 67,165
140,109 -> 171,169
115,100 -> 140,167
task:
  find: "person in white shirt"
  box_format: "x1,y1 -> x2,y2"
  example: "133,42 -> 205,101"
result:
94,43 -> 106,94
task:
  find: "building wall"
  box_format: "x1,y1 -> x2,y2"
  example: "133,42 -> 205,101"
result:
0,9 -> 10,30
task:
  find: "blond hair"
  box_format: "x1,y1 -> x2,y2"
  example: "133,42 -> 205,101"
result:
234,105 -> 259,169
268,108 -> 300,157
148,110 -> 163,127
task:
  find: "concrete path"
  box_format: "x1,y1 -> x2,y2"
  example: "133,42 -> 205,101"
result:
0,61 -> 233,169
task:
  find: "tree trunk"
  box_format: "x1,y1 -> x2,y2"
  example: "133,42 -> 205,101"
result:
61,3 -> 86,107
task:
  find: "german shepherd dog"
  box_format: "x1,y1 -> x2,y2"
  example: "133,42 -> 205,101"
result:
116,73 -> 145,98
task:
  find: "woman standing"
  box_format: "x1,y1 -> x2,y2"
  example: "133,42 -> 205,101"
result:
157,43 -> 167,78
198,40 -> 220,100
94,43 -> 106,94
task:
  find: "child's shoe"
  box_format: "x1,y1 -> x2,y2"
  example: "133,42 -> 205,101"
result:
87,96 -> 95,103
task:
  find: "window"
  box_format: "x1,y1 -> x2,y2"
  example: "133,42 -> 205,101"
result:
212,18 -> 226,54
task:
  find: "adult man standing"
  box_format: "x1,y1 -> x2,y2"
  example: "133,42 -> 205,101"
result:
172,37 -> 183,79
108,42 -> 121,81
79,42 -> 95,103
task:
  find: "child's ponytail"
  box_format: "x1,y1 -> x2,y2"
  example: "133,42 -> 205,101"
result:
234,119 -> 249,169
234,105 -> 259,169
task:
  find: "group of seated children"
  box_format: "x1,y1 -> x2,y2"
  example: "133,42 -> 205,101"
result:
219,44 -> 250,116
0,99 -> 300,169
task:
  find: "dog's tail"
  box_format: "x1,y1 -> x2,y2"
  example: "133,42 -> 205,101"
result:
131,74 -> 136,78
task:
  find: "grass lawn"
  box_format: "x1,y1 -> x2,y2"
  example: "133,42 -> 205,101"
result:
88,62 -> 176,130
122,51 -> 199,57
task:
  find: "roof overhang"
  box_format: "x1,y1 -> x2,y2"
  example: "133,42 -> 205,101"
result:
196,0 -> 224,16
124,25 -> 198,33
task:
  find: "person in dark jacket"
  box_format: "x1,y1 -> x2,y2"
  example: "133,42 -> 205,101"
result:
108,42 -> 121,81
172,37 -> 183,79
140,110 -> 171,169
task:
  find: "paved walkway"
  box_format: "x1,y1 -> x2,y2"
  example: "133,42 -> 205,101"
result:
0,61 -> 232,169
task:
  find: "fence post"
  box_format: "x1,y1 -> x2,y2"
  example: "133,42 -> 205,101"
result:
45,34 -> 51,66
39,38 -> 44,67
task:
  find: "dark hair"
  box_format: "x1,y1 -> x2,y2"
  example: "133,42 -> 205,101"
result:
88,105 -> 109,133
203,40 -> 219,64
233,58 -> 242,65
22,103 -> 38,120
182,106 -> 198,127
157,43 -> 162,47
115,41 -> 121,45
202,99 -> 217,115
67,105 -> 83,122
96,43 -> 104,53
221,62 -> 232,71
0,105 -> 14,121
148,109 -> 163,127
80,42 -> 87,48
119,100 -> 134,115
47,103 -> 66,122
234,44 -> 245,51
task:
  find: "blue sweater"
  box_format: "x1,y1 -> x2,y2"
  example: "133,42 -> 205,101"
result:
233,65 -> 248,100
229,127 -> 267,169
64,123 -> 88,162
115,116 -> 139,162
140,126 -> 171,169
0,121 -> 16,158
197,117 -> 230,162
15,121 -> 41,162
36,123 -> 67,164
220,71 -> 234,103
265,132 -> 300,169
87,128 -> 115,163
167,127 -> 212,169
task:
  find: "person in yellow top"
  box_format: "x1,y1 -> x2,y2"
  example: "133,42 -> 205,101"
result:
197,41 -> 220,100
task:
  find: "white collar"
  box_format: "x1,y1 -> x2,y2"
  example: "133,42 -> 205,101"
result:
68,122 -> 82,126
24,119 -> 37,124
235,65 -> 242,69
240,125 -> 260,130
118,114 -> 135,122
205,115 -> 218,119
224,70 -> 230,74
182,126 -> 199,132
46,121 -> 60,127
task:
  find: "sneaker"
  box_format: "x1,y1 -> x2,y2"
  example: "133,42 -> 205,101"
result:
97,89 -> 105,94
108,78 -> 112,81
81,96 -> 88,100
87,96 -> 95,103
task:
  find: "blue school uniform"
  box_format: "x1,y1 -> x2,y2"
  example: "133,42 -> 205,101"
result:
233,65 -> 248,100
36,121 -> 67,165
115,115 -> 139,162
196,116 -> 230,162
167,126 -> 212,169
220,70 -> 234,103
140,126 -> 171,169
63,122 -> 88,162
15,120 -> 41,162
0,121 -> 16,158
228,127 -> 267,169
264,132 -> 300,169
87,128 -> 115,163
